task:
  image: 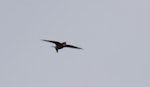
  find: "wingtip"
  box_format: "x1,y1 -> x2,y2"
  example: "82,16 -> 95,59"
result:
41,39 -> 49,42
76,47 -> 83,50
41,39 -> 45,41
80,48 -> 84,50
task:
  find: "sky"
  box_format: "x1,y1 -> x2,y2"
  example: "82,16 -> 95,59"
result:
0,0 -> 150,87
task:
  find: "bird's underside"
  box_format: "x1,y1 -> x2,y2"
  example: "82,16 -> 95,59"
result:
42,40 -> 82,53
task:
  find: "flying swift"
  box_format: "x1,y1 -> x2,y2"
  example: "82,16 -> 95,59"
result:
42,40 -> 82,53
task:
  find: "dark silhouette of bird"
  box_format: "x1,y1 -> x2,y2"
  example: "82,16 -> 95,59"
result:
42,40 -> 82,53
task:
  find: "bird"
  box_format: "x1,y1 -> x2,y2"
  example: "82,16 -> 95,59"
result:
42,40 -> 82,53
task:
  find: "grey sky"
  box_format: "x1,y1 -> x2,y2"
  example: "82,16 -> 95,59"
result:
0,0 -> 150,87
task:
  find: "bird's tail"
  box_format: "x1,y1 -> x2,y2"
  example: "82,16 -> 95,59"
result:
52,46 -> 58,53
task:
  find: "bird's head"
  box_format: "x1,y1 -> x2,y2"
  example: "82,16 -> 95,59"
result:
62,42 -> 66,46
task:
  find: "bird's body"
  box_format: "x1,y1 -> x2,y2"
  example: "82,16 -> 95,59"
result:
42,40 -> 82,53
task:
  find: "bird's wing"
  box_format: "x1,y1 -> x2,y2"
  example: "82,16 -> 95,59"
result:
64,44 -> 82,49
42,40 -> 61,45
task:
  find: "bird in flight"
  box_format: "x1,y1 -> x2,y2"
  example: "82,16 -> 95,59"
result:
42,40 -> 82,53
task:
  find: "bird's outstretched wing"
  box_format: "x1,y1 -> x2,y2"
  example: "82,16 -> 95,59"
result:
64,44 -> 82,49
42,40 -> 61,45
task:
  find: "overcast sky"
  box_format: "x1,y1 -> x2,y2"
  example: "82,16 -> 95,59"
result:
0,0 -> 150,87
